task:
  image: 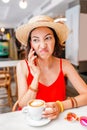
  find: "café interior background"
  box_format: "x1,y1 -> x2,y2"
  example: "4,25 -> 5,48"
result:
0,0 -> 87,113
0,0 -> 87,66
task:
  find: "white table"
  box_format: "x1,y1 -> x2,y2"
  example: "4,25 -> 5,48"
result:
0,106 -> 87,130
0,60 -> 20,68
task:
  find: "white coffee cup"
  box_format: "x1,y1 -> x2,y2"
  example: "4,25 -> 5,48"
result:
22,99 -> 45,121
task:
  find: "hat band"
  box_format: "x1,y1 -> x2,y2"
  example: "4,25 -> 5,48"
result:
34,19 -> 53,22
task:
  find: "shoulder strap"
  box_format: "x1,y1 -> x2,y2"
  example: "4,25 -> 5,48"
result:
25,59 -> 30,71
60,58 -> 62,71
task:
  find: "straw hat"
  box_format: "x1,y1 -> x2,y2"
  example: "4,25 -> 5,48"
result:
16,15 -> 69,46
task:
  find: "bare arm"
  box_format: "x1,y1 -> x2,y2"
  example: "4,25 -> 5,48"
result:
17,60 -> 40,107
62,59 -> 87,109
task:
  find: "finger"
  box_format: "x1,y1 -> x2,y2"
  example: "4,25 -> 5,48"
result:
45,103 -> 55,108
42,111 -> 58,119
43,111 -> 58,116
28,54 -> 37,65
28,49 -> 35,59
43,107 -> 54,114
43,107 -> 58,116
48,114 -> 58,120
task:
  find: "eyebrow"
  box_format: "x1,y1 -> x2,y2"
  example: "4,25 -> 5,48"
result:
31,36 -> 39,39
31,33 -> 53,39
45,33 -> 53,37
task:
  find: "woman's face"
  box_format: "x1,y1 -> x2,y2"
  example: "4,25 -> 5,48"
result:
30,27 -> 55,59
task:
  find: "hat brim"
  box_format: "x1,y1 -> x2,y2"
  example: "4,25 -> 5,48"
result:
16,21 -> 69,46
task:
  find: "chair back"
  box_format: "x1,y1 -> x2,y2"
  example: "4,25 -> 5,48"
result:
12,100 -> 19,112
0,67 -> 11,87
0,67 -> 12,108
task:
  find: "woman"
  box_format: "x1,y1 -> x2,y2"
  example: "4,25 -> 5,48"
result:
15,15 -> 87,120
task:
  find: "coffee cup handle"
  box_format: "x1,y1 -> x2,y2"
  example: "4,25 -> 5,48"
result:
22,106 -> 29,114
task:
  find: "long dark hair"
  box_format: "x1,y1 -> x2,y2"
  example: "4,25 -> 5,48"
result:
26,27 -> 62,59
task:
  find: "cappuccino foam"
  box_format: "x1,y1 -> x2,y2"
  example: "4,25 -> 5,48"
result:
30,100 -> 44,107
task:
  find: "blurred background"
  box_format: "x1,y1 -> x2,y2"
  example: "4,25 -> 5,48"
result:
0,0 -> 87,113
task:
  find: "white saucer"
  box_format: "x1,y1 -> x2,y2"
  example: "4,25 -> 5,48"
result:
26,116 -> 51,127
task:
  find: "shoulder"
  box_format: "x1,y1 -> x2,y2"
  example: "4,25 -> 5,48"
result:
61,58 -> 75,74
16,60 -> 28,75
54,57 -> 71,66
62,58 -> 71,66
17,60 -> 26,69
55,58 -> 70,64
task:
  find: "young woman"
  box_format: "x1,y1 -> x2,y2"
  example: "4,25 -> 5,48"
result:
15,15 -> 87,120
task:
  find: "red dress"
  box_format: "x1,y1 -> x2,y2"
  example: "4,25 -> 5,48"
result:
25,58 -> 66,102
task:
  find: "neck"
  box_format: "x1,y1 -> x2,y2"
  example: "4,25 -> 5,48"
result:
38,56 -> 54,69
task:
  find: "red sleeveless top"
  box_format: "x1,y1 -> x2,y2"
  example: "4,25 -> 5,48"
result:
25,59 -> 66,102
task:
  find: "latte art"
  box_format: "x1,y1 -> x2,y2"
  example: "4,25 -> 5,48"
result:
29,100 -> 44,107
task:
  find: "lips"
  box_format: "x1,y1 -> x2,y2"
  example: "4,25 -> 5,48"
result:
39,49 -> 48,54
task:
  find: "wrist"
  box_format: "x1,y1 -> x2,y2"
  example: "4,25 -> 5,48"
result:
29,86 -> 38,92
56,101 -> 64,113
34,74 -> 40,80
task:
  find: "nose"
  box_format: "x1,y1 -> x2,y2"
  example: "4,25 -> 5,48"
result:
40,40 -> 47,48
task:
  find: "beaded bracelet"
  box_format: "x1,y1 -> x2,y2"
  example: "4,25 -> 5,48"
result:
68,97 -> 78,108
72,97 -> 78,108
68,97 -> 74,108
56,100 -> 64,112
29,86 -> 38,92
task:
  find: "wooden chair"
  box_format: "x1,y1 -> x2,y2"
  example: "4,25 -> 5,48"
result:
12,67 -> 18,98
12,100 -> 19,112
0,67 -> 12,108
12,67 -> 19,112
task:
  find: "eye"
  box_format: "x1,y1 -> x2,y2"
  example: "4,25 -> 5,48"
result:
45,35 -> 52,41
32,38 -> 39,43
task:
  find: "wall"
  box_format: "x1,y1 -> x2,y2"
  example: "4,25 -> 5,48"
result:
65,5 -> 80,66
79,13 -> 87,61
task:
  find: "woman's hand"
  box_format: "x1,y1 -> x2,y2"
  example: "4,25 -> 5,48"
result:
28,48 -> 40,77
42,102 -> 60,120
